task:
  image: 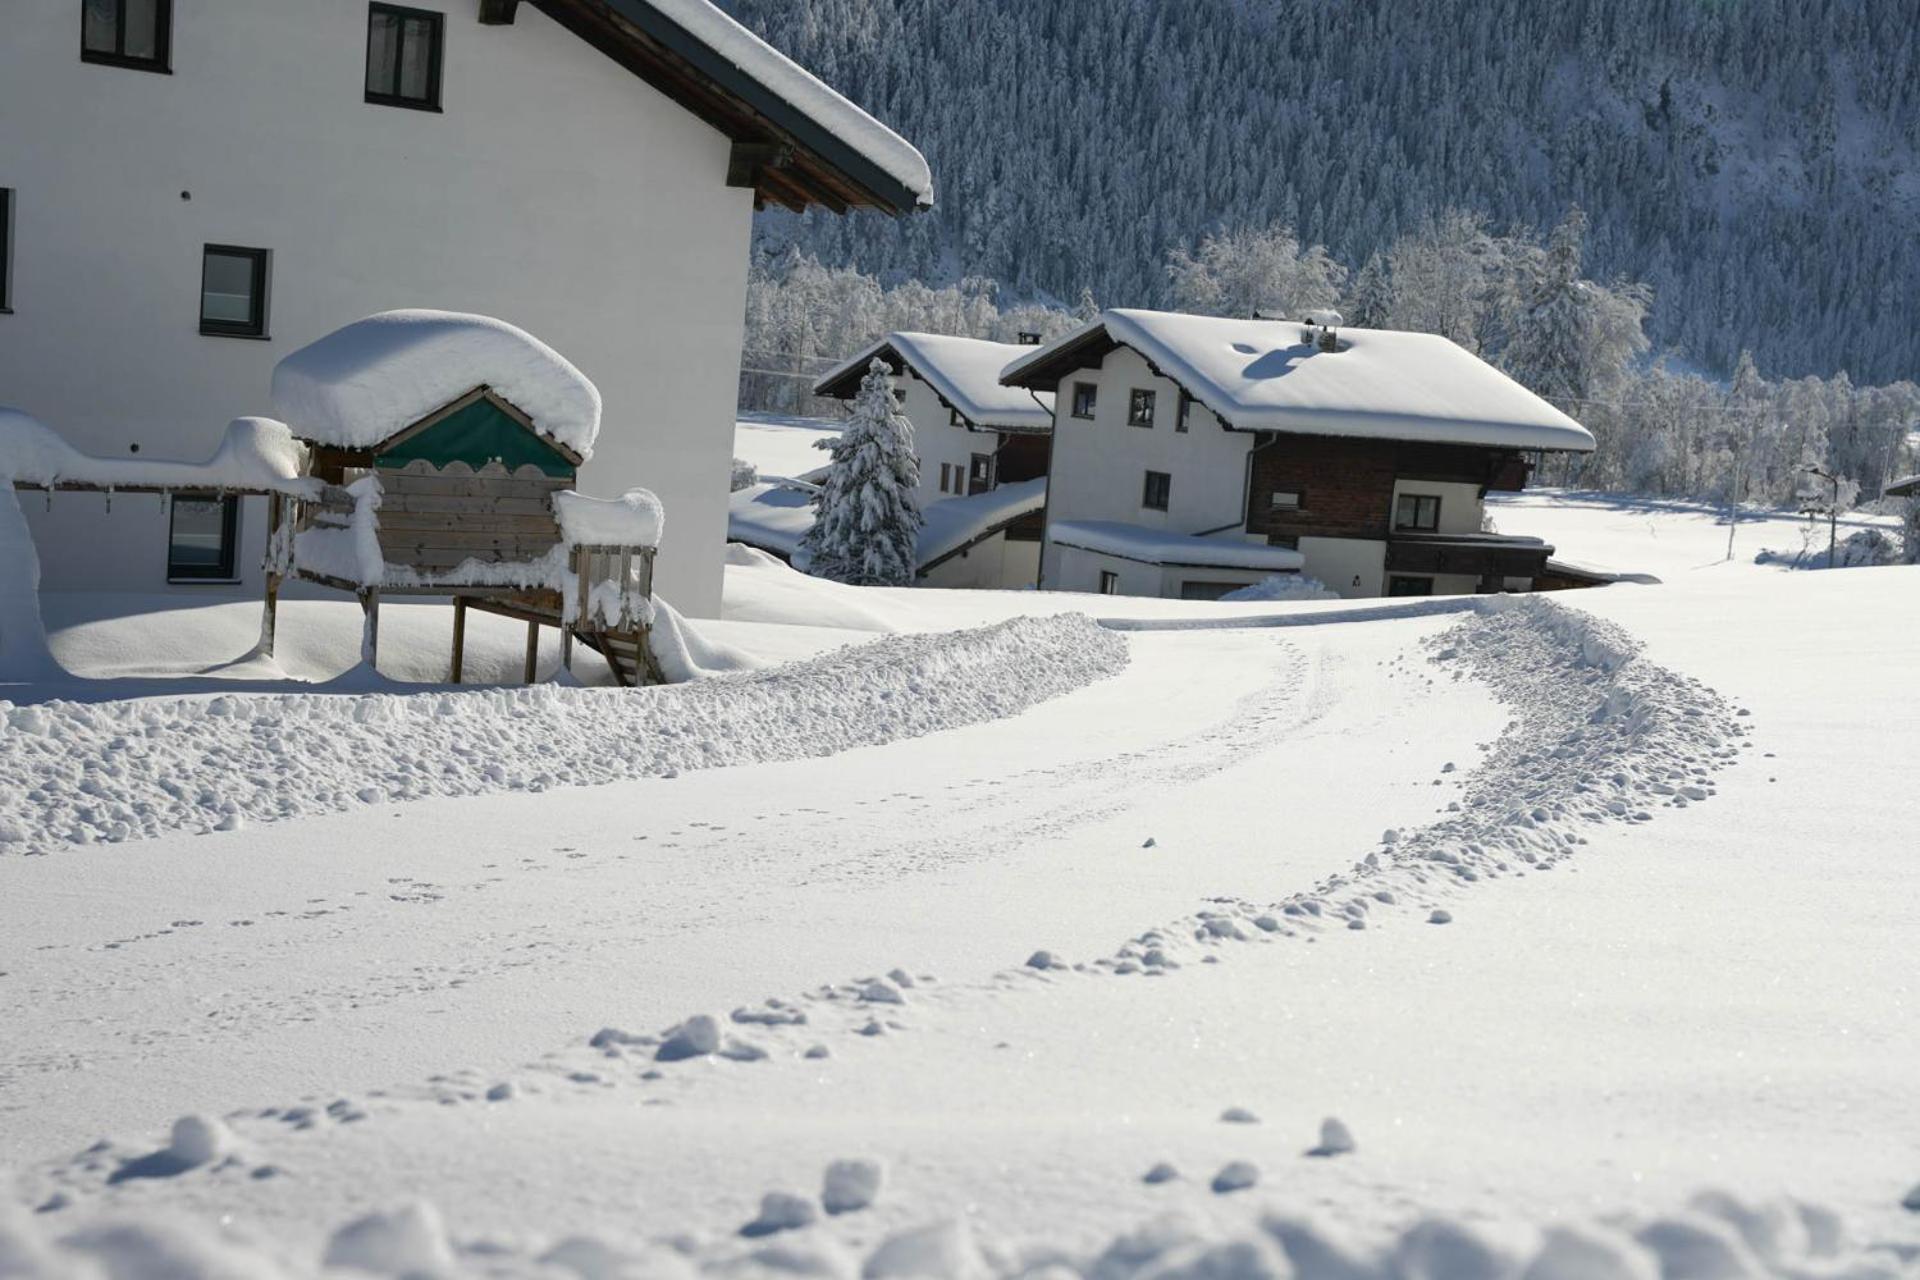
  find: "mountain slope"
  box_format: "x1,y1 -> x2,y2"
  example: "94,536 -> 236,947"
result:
724,0 -> 1920,383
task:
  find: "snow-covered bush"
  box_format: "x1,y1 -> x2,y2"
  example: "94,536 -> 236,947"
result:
799,360 -> 923,587
1219,574 -> 1338,602
731,457 -> 759,492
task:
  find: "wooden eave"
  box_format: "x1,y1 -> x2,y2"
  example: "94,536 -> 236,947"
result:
999,325 -> 1121,392
524,0 -> 926,215
814,342 -> 907,400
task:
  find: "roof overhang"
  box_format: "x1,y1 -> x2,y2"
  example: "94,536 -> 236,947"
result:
523,0 -> 930,215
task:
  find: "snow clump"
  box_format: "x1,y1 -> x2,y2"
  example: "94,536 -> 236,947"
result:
823,1158 -> 885,1215
655,1015 -> 722,1062
323,1201 -> 458,1277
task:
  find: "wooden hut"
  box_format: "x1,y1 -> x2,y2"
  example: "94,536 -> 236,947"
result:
269,310 -> 664,685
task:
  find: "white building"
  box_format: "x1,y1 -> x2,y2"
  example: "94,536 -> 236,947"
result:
808,333 -> 1053,588
0,0 -> 929,616
1001,310 -> 1596,600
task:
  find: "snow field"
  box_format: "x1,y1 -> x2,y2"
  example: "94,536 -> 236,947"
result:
0,614 -> 1128,855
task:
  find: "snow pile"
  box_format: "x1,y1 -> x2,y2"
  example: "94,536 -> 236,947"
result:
290,474 -> 388,586
646,0 -> 933,206
4,1186 -> 1914,1280
0,614 -> 1128,855
1048,521 -> 1306,572
1218,574 -> 1339,602
815,333 -> 1055,430
1005,311 -> 1594,453
554,488 -> 665,549
270,311 -> 602,458
0,408 -> 318,494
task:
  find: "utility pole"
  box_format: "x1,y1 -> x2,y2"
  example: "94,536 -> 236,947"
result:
1800,464 -> 1840,568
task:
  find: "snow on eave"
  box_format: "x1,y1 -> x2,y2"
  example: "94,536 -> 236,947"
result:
270,311 -> 601,459
634,0 -> 933,210
1047,519 -> 1306,573
0,408 -> 319,496
1886,474 -> 1920,497
815,333 -> 1055,431
917,476 -> 1048,568
1006,311 -> 1597,455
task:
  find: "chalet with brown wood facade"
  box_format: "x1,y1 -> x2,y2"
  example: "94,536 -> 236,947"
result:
1001,310 -> 1595,600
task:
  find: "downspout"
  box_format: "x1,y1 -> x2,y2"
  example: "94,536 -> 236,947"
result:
1028,388 -> 1055,590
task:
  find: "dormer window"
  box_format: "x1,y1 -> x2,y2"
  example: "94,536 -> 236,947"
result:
366,3 -> 444,111
82,0 -> 172,73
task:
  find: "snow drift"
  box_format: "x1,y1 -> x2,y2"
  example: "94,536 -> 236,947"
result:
0,614 -> 1128,856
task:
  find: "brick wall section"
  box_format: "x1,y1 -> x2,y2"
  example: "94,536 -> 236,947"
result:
1246,434 -> 1527,540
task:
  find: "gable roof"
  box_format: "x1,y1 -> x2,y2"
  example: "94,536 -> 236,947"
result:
1002,310 -> 1596,454
521,0 -> 932,214
814,333 -> 1054,432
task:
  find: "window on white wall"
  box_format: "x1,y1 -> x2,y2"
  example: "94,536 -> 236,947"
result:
1395,493 -> 1441,532
1142,470 -> 1171,512
167,494 -> 239,582
200,245 -> 270,338
1071,382 -> 1097,420
1176,391 -> 1192,433
1098,571 -> 1119,595
366,3 -> 444,111
1127,389 -> 1156,428
82,0 -> 172,73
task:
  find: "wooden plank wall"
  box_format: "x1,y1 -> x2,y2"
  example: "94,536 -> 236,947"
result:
374,460 -> 568,574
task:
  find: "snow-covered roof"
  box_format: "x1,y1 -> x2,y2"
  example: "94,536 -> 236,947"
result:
815,334 -> 1054,432
271,311 -> 602,459
640,0 -> 931,210
1003,310 -> 1595,453
0,408 -> 318,496
918,477 -> 1047,566
554,489 -> 664,549
1048,520 -> 1307,572
728,477 -> 1047,570
1886,474 -> 1920,497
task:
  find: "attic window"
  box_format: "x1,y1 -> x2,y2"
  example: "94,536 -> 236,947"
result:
82,0 -> 172,73
1269,490 -> 1303,511
1128,389 -> 1156,428
366,3 -> 443,111
1071,382 -> 1097,420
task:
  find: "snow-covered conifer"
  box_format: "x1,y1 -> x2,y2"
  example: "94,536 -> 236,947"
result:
799,360 -> 923,587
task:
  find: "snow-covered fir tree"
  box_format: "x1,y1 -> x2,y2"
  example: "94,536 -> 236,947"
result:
799,360 -> 924,587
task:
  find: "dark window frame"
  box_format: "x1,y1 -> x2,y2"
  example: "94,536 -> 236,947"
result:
1269,489 -> 1305,511
968,452 -> 993,494
1098,570 -> 1119,595
1127,388 -> 1156,428
365,3 -> 445,112
1395,492 -> 1442,532
1387,575 -> 1434,597
1176,390 -> 1192,433
938,462 -> 951,494
166,493 -> 241,582
0,189 -> 12,314
199,244 -> 271,339
81,0 -> 173,73
1070,382 -> 1097,420
1142,469 -> 1171,512
949,407 -> 968,429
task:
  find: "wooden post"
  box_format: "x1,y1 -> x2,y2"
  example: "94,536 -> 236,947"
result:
359,588 -> 381,670
450,596 -> 467,684
257,494 -> 283,658
523,619 -> 540,684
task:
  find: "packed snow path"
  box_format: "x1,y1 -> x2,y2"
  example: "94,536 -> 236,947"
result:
5,575 -> 1918,1276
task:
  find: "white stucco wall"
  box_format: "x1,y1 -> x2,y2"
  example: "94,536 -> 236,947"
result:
1299,536 -> 1387,598
896,372 -> 995,507
919,532 -> 1039,590
1040,346 -> 1258,589
0,0 -> 754,614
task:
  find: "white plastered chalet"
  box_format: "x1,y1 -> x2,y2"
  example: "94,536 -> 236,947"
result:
0,0 -> 929,616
